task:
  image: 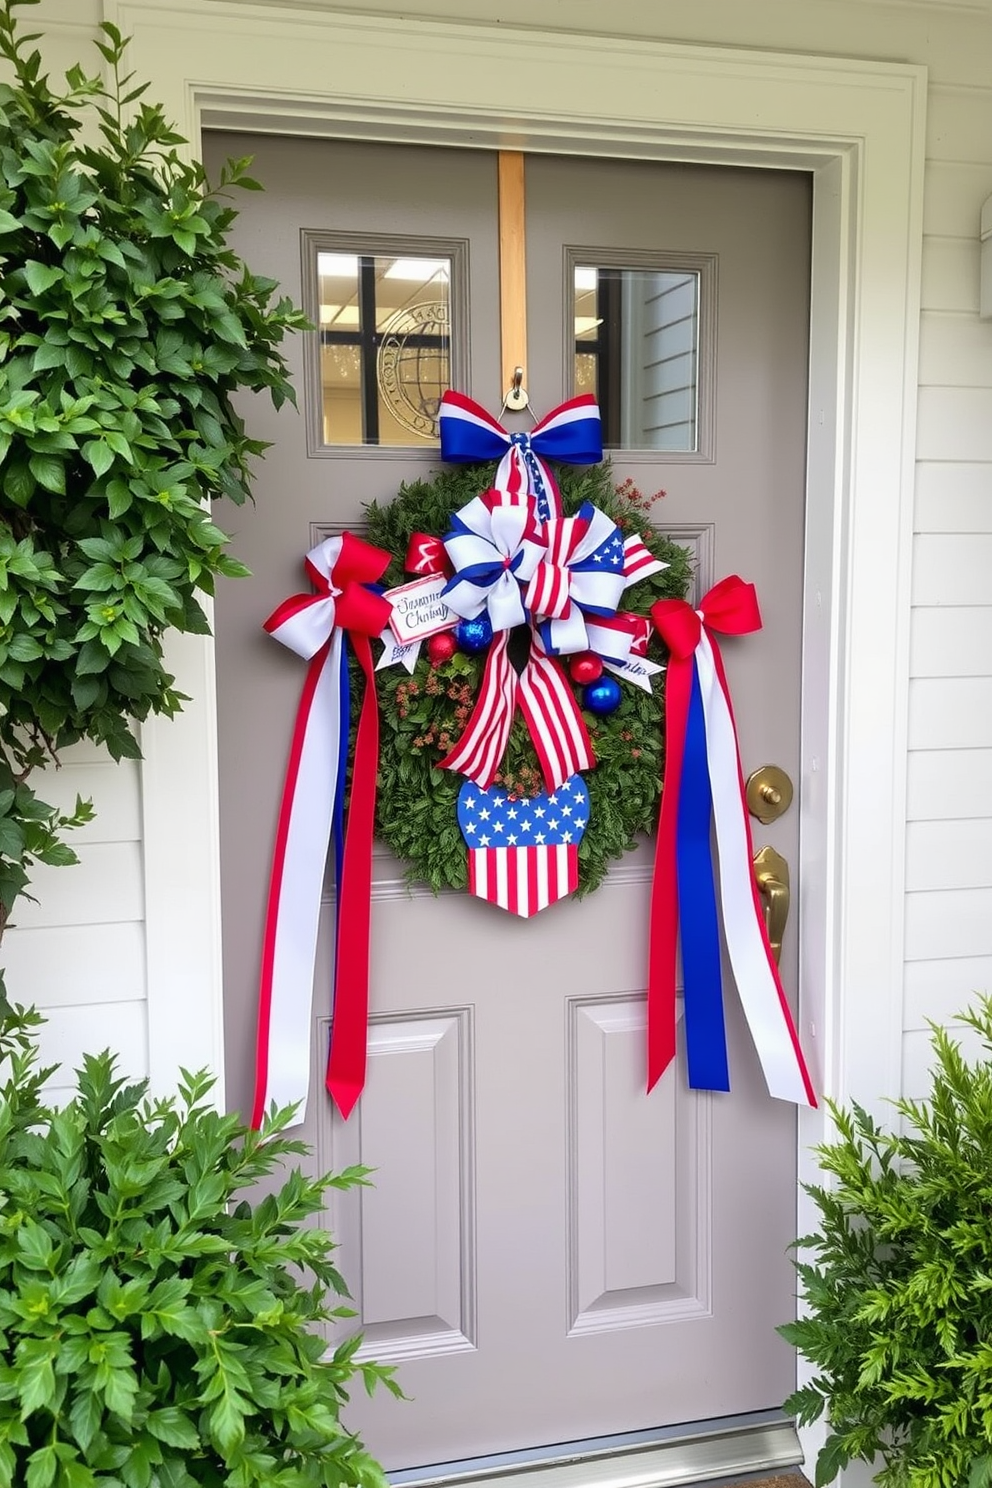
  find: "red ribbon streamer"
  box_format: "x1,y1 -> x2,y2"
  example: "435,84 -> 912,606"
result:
253,532 -> 391,1128
325,628 -> 381,1118
647,576 -> 763,1092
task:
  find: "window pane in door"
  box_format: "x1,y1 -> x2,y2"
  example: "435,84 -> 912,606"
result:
318,251 -> 451,445
572,265 -> 699,451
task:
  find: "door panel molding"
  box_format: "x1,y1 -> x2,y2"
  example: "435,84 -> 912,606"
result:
319,1008 -> 478,1363
566,995 -> 712,1336
118,2 -> 926,1468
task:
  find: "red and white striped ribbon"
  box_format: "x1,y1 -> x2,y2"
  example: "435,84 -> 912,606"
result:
622,534 -> 667,587
439,625 -> 593,793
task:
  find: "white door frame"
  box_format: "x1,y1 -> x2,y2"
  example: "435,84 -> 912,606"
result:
113,0 -> 925,1425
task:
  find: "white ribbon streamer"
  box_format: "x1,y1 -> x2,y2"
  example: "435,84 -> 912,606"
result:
258,628 -> 344,1123
695,629 -> 813,1105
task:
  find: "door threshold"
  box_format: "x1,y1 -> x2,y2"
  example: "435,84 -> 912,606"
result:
388,1411 -> 803,1488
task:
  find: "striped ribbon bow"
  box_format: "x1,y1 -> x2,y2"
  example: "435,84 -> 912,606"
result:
438,390 -> 602,522
648,577 -> 817,1107
442,487 -> 546,632
526,501 -> 628,655
252,533 -> 392,1128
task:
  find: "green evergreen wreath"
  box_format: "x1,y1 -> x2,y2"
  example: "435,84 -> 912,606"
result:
365,461 -> 693,896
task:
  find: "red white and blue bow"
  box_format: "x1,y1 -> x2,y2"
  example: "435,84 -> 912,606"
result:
648,577 -> 816,1107
526,501 -> 628,655
439,390 -> 602,522
252,533 -> 392,1128
442,487 -> 546,631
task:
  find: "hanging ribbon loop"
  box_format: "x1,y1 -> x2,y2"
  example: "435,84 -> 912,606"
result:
253,533 -> 392,1130
647,576 -> 816,1108
438,390 -> 603,521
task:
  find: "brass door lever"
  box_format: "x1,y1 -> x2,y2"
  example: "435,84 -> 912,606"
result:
753,845 -> 790,965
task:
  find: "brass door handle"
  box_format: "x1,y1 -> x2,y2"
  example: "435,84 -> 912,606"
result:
753,845 -> 790,965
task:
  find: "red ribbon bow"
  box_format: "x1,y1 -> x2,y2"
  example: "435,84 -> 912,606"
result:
647,576 -> 762,1089
254,532 -> 392,1127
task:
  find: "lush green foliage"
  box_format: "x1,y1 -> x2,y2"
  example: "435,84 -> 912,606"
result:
365,461 -> 692,895
0,0 -> 306,954
781,995 -> 992,1488
0,1004 -> 398,1488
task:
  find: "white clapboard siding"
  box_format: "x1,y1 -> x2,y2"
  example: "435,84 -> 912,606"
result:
9,843 -> 143,931
920,238 -> 982,313
906,887 -> 992,963
31,1000 -> 149,1094
916,388 -> 992,463
2,924 -> 146,1009
905,49 -> 992,1074
926,86 -> 992,166
908,749 -> 992,821
915,463 -> 992,533
22,759 -> 143,844
922,160 -> 992,238
909,680 -> 992,751
906,955 -> 992,1030
912,534 -> 992,606
910,608 -> 992,677
918,313 -> 992,386
906,820 -> 992,892
0,748 -> 148,1087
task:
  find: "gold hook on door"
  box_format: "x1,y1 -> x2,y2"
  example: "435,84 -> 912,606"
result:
500,365 -> 532,417
753,845 -> 790,965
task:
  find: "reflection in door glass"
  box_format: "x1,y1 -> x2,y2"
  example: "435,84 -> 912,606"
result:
574,265 -> 699,451
318,252 -> 451,445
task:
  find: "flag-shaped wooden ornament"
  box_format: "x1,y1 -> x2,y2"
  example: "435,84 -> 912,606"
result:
457,776 -> 590,917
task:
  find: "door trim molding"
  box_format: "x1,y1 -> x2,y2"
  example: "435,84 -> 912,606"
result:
110,1 -> 925,1464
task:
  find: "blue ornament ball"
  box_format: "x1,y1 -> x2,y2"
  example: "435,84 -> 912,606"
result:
583,675 -> 622,716
456,615 -> 493,655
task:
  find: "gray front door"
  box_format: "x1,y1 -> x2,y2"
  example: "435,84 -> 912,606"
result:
205,133 -> 811,1472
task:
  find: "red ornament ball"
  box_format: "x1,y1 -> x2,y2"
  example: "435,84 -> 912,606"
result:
428,631 -> 458,666
569,652 -> 604,685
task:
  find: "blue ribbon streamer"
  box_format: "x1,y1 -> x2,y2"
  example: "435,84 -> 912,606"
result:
676,665 -> 731,1092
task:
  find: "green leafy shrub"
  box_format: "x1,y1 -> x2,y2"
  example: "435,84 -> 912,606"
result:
0,1004 -> 398,1488
781,995 -> 992,1488
0,0 -> 307,957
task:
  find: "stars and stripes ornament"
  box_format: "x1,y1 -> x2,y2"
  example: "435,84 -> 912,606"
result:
458,776 -> 590,917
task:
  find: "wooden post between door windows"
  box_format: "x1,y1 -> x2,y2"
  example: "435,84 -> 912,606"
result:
498,151 -> 527,399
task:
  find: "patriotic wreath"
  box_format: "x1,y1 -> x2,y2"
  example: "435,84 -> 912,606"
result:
365,459 -> 692,898
253,391 -> 817,1128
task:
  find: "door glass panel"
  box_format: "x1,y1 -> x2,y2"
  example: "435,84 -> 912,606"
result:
318,251 -> 452,445
572,265 -> 700,451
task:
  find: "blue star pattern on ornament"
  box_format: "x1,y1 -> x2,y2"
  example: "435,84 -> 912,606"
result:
457,775 -> 591,915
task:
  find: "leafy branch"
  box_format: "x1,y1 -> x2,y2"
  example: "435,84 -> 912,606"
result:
782,994 -> 992,1488
0,0 -> 308,1004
